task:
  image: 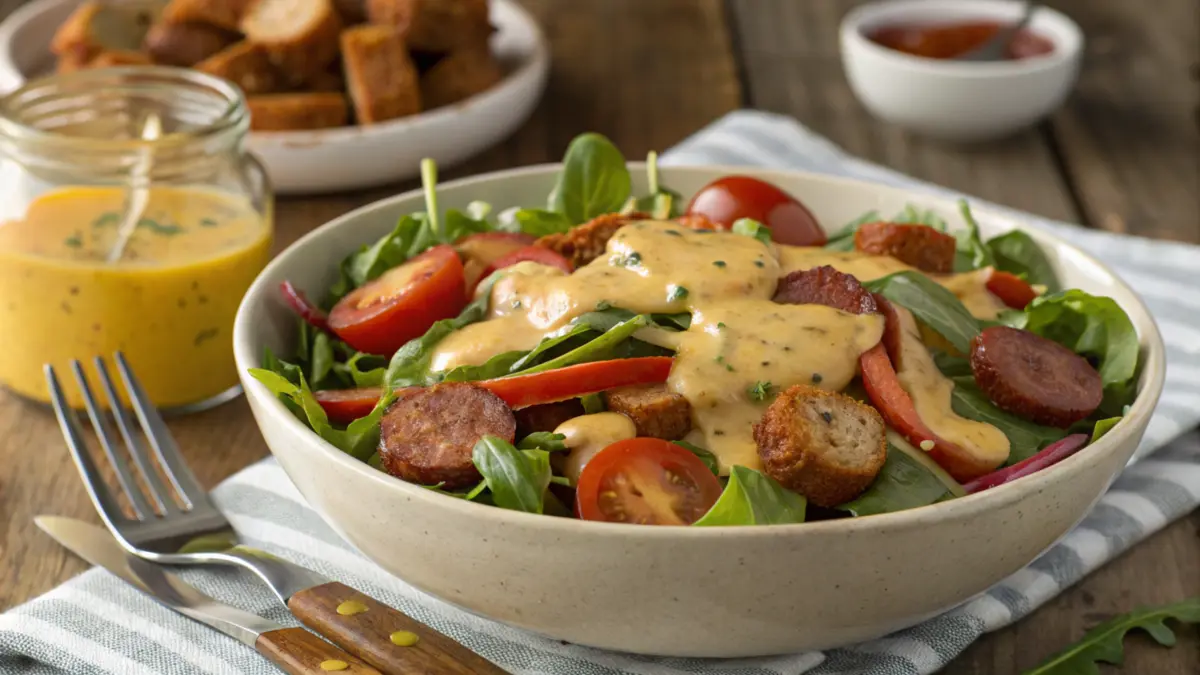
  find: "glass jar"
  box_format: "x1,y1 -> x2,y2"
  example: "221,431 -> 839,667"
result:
0,66 -> 273,412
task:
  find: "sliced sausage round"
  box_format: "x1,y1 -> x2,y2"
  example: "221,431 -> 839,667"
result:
854,222 -> 957,274
970,326 -> 1103,428
378,382 -> 516,489
773,265 -> 879,315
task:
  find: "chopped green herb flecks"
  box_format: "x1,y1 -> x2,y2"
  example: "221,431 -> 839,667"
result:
713,260 -> 726,268
747,381 -> 774,402
717,322 -> 727,330
138,218 -> 185,236
611,251 -> 642,268
667,285 -> 689,302
811,373 -> 823,384
194,328 -> 219,346
64,234 -> 83,249
199,217 -> 219,228
595,300 -> 612,311
91,212 -> 119,228
821,411 -> 833,423
753,259 -> 765,268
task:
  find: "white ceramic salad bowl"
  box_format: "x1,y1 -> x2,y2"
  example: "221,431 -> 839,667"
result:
233,164 -> 1165,657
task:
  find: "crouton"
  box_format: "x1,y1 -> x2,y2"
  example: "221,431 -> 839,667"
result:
419,46 -> 502,109
161,0 -> 253,32
247,92 -> 348,130
340,25 -> 421,124
52,0 -> 161,59
365,0 -> 490,52
196,42 -> 286,95
534,212 -> 650,268
331,0 -> 367,23
240,0 -> 344,82
753,384 -> 887,507
514,400 -> 585,438
143,21 -> 237,67
602,383 -> 692,441
87,50 -> 156,68
303,64 -> 346,92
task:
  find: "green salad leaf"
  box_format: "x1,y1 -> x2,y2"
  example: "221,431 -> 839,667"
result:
512,208 -> 574,237
472,435 -> 552,514
631,151 -> 684,219
824,210 -> 880,251
732,218 -> 772,246
951,381 -> 1067,464
517,432 -> 568,452
1090,417 -> 1122,443
1022,597 -> 1200,675
549,132 -> 632,224
953,199 -> 996,272
892,203 -> 949,230
517,314 -> 652,375
673,440 -> 720,476
345,214 -> 434,289
838,446 -> 950,517
693,466 -> 806,526
1007,290 -> 1140,415
440,351 -> 527,382
864,271 -> 981,353
580,393 -> 606,414
987,230 -> 1059,291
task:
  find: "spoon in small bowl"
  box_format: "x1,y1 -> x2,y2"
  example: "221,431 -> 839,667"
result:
956,1 -> 1038,62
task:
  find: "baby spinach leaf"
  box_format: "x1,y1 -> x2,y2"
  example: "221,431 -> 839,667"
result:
549,132 -> 632,224
345,214 -> 434,288
693,466 -> 806,526
987,230 -> 1059,292
248,368 -> 388,461
472,435 -> 551,514
308,330 -> 335,389
651,312 -> 692,331
440,351 -> 527,382
953,199 -> 996,272
1023,597 -> 1200,675
892,204 -> 949,230
673,440 -> 720,476
517,432 -> 568,452
518,315 -> 652,375
732,218 -> 772,246
443,208 -> 491,242
513,208 -> 574,237
1090,416 -> 1122,443
838,447 -> 950,517
865,271 -> 981,353
950,381 -> 1067,464
1010,289 -> 1140,416
345,351 -> 387,387
505,323 -> 594,373
824,210 -> 880,251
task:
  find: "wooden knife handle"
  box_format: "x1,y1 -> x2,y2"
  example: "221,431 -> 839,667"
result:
255,627 -> 382,674
288,581 -> 508,674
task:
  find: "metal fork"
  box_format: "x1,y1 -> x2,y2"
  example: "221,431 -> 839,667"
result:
46,353 -> 508,675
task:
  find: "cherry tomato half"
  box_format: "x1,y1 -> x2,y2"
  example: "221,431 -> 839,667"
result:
314,387 -> 385,423
576,438 -> 722,525
985,270 -> 1038,310
457,232 -> 536,293
328,245 -> 467,356
684,175 -> 826,246
279,280 -> 329,331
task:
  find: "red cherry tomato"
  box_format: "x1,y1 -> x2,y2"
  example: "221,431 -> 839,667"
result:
986,270 -> 1039,309
684,175 -> 826,246
314,387 -> 385,423
576,438 -> 722,525
456,232 -> 536,293
479,357 -> 672,409
473,245 -> 573,293
279,280 -> 328,331
328,245 -> 467,356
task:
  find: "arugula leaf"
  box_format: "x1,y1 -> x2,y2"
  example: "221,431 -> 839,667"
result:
673,440 -> 720,476
308,330 -> 335,388
345,214 -> 433,288
987,230 -> 1059,292
443,208 -> 490,242
549,132 -> 632,224
732,218 -> 772,246
345,351 -> 386,387
838,446 -> 950,517
248,368 -> 388,461
384,274 -> 501,388
512,208 -> 574,237
952,199 -> 996,272
1090,416 -> 1122,443
472,435 -> 551,514
824,210 -> 880,251
693,466 -> 807,526
1023,597 -> 1200,675
517,432 -> 568,452
1009,290 -> 1140,416
864,271 -> 981,353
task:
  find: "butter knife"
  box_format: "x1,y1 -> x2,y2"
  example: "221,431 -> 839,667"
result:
36,516 -> 381,675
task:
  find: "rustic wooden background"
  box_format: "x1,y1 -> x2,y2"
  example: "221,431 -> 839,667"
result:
1,0 -> 1196,673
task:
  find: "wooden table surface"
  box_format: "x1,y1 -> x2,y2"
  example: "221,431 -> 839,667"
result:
2,0 -> 1197,673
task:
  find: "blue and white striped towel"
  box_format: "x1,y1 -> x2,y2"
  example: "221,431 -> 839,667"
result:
2,111 -> 1197,675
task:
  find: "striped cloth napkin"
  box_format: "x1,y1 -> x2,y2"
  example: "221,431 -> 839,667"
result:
2,111 -> 1197,675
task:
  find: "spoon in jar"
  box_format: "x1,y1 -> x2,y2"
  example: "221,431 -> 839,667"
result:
106,111 -> 161,263
956,1 -> 1038,62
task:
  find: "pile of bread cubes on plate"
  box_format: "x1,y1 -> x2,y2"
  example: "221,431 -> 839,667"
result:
51,0 -> 504,131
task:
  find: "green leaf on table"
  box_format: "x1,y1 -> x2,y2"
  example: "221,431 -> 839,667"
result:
987,230 -> 1059,292
838,446 -> 951,517
953,199 -> 997,272
672,440 -> 720,476
865,271 -> 981,353
472,435 -> 552,514
693,466 -> 806,526
248,367 -> 389,461
512,208 -> 574,237
1022,597 -> 1200,675
549,132 -> 632,224
732,218 -> 773,246
1008,289 -> 1140,416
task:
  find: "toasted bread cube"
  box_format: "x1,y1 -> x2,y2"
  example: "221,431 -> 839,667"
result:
161,0 -> 253,31
143,21 -> 237,67
303,65 -> 346,92
331,0 -> 367,24
87,50 -> 156,68
248,92 -> 348,130
196,41 -> 286,95
241,0 -> 343,81
419,46 -> 501,109
340,25 -> 420,124
52,0 -> 162,58
602,384 -> 692,441
365,0 -> 490,52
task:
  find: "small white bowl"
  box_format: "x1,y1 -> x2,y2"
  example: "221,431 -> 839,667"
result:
0,0 -> 549,195
840,0 -> 1083,142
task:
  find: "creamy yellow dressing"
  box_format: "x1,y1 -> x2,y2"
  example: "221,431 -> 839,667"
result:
554,412 -> 638,482
939,268 -> 1008,321
890,305 -> 1010,466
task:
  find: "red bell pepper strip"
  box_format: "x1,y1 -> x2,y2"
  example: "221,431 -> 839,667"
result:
963,434 -> 1090,494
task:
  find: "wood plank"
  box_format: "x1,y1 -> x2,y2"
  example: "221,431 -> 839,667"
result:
727,0 -> 1082,223
1042,0 -> 1200,243
0,0 -> 741,617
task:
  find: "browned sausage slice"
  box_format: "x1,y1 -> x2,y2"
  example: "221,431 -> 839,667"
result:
534,212 -> 650,268
854,222 -> 957,274
378,382 -> 516,489
514,399 -> 584,438
772,265 -> 879,315
753,384 -> 887,507
970,326 -> 1103,428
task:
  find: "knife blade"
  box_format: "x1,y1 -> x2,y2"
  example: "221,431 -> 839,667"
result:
35,515 -> 280,647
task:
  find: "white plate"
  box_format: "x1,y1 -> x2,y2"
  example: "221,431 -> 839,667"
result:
0,0 -> 549,195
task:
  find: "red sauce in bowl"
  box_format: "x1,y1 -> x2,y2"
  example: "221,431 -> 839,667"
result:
867,20 -> 1055,61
